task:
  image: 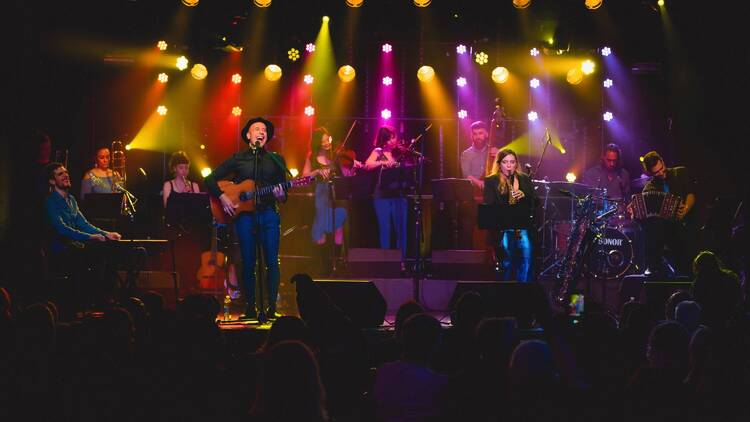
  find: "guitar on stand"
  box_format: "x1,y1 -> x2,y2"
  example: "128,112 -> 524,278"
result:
196,222 -> 225,292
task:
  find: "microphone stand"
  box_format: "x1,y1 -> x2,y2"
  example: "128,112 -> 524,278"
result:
328,121 -> 357,275
252,142 -> 267,324
405,124 -> 431,305
528,128 -> 551,181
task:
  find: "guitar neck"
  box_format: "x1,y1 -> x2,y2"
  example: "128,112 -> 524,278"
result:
239,179 -> 305,202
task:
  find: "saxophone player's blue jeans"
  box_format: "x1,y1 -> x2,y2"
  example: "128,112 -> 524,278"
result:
499,229 -> 532,282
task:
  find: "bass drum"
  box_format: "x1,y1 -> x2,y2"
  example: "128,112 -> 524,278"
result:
585,227 -> 633,279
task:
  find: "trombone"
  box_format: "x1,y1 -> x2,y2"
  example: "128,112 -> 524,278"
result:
111,140 -> 137,220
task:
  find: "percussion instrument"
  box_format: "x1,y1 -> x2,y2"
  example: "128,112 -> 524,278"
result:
585,227 -> 633,279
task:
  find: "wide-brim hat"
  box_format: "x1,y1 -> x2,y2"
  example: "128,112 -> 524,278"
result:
241,117 -> 275,144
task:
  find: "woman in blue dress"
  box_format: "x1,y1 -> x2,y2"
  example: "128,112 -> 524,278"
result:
80,146 -> 122,199
302,127 -> 362,271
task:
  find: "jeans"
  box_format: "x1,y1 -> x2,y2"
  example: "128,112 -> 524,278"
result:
499,229 -> 532,282
373,197 -> 408,259
235,209 -> 280,310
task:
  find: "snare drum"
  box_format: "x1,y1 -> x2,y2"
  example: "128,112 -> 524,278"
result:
585,227 -> 633,279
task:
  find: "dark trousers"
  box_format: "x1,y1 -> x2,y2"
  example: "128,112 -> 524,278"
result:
643,217 -> 696,276
235,209 -> 281,311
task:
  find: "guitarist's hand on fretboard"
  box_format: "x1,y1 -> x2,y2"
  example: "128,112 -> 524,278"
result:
272,185 -> 286,201
219,193 -> 238,217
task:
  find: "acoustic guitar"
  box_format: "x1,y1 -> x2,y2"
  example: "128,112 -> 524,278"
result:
196,223 -> 225,290
209,176 -> 314,224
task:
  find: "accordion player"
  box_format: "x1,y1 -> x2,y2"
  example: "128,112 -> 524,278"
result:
630,191 -> 683,220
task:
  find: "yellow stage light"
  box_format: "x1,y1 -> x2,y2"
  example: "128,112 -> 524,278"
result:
264,64 -> 282,81
181,0 -> 199,6
200,144 -> 206,150
322,16 -> 330,23
417,66 -> 435,82
413,0 -> 432,6
254,0 -> 272,7
288,48 -> 300,62
157,40 -> 168,51
201,167 -> 212,178
338,65 -> 356,82
232,106 -> 242,116
125,144 -> 132,151
513,0 -> 531,9
474,51 -> 489,65
191,64 -> 208,80
491,67 -> 509,84
157,105 -> 168,115
157,73 -> 168,83
566,68 -> 584,85
176,56 -> 189,70
585,0 -> 603,10
581,59 -> 596,75
566,172 -> 577,183
289,168 -> 300,177
657,0 -> 664,6
346,0 -> 364,7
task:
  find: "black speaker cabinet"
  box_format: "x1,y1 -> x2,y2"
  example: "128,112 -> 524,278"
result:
314,279 -> 387,328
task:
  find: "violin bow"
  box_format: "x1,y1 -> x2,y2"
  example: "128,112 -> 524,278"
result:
336,120 -> 358,154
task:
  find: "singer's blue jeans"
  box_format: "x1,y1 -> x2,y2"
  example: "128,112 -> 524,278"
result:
499,229 -> 532,282
235,209 -> 280,310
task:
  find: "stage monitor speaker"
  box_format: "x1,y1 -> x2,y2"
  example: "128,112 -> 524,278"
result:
618,275 -> 692,319
430,249 -> 492,280
314,279 -> 387,328
347,248 -> 402,278
449,281 -> 548,328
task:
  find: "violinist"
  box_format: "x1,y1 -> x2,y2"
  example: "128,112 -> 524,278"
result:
364,126 -> 411,269
302,127 -> 358,273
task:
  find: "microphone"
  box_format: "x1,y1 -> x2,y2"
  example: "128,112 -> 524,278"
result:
544,127 -> 551,143
524,163 -> 532,173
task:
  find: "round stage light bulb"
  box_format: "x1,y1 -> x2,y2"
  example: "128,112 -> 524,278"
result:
322,16 -> 330,23
413,0 -> 432,7
232,106 -> 242,117
190,63 -> 208,80
182,0 -> 199,6
157,40 -> 168,51
456,77 -> 467,87
176,56 -> 189,71
512,0 -> 531,9
491,67 -> 509,84
603,111 -> 613,121
157,105 -> 168,116
527,111 -> 538,121
456,44 -> 467,55
304,106 -> 315,116
254,0 -> 272,7
264,64 -> 282,81
338,65 -> 356,82
306,43 -> 316,53
304,74 -> 314,84
581,59 -> 596,75
530,78 -> 540,89
457,109 -> 468,119
566,172 -> 577,183
381,109 -> 392,120
585,0 -> 603,10
566,68 -> 584,85
382,76 -> 393,86
201,167 -> 212,178
157,73 -> 168,83
417,65 -> 435,82
231,73 -> 242,84
346,0 -> 364,7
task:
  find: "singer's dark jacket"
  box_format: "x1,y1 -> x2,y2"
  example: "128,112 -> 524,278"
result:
204,148 -> 288,212
483,172 -> 536,230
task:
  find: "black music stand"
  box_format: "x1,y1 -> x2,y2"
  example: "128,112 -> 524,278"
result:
432,178 -> 473,248
164,192 -> 212,302
82,193 -> 123,231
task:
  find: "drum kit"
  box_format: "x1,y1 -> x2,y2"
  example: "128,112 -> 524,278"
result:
534,179 -> 643,280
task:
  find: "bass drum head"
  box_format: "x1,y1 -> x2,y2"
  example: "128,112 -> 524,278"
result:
585,227 -> 633,279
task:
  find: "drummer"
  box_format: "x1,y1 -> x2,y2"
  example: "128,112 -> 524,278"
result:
581,143 -> 631,204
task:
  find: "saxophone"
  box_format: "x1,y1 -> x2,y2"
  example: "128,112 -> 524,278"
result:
554,195 -> 597,305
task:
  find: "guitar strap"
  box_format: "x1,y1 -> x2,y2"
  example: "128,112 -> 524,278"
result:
266,151 -> 294,179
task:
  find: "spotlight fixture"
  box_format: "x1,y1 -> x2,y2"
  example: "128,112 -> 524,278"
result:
566,172 -> 577,183
581,60 -> 596,75
232,106 -> 242,116
201,167 -> 212,178
157,40 -> 168,51
289,168 -> 299,177
527,111 -> 538,121
346,0 -> 364,7
457,109 -> 468,119
200,144 -> 206,150
530,48 -> 540,57
413,0 -> 432,7
585,0 -> 603,10
304,74 -> 314,84
264,64 -> 282,81
231,73 -> 242,84
566,68 -> 583,85
382,43 -> 393,53
601,46 -> 611,57
176,56 -> 189,70
603,78 -> 613,88
157,105 -> 168,115
253,0 -> 272,7
456,77 -> 467,87
305,43 -> 316,53
288,48 -> 300,62
491,67 -> 509,84
603,111 -> 613,121
382,76 -> 393,86
474,51 -> 489,65
381,109 -> 392,119
456,44 -> 467,55
157,73 -> 168,83
304,106 -> 315,116
322,16 -> 330,23
513,0 -> 531,9
530,78 -> 540,88
181,0 -> 199,6
190,63 -> 208,80
417,66 -> 435,82
338,65 -> 356,82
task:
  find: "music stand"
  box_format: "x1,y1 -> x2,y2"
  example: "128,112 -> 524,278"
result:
82,193 -> 123,230
432,178 -> 473,249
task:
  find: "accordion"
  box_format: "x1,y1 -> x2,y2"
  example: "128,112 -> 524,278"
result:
630,191 -> 682,220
